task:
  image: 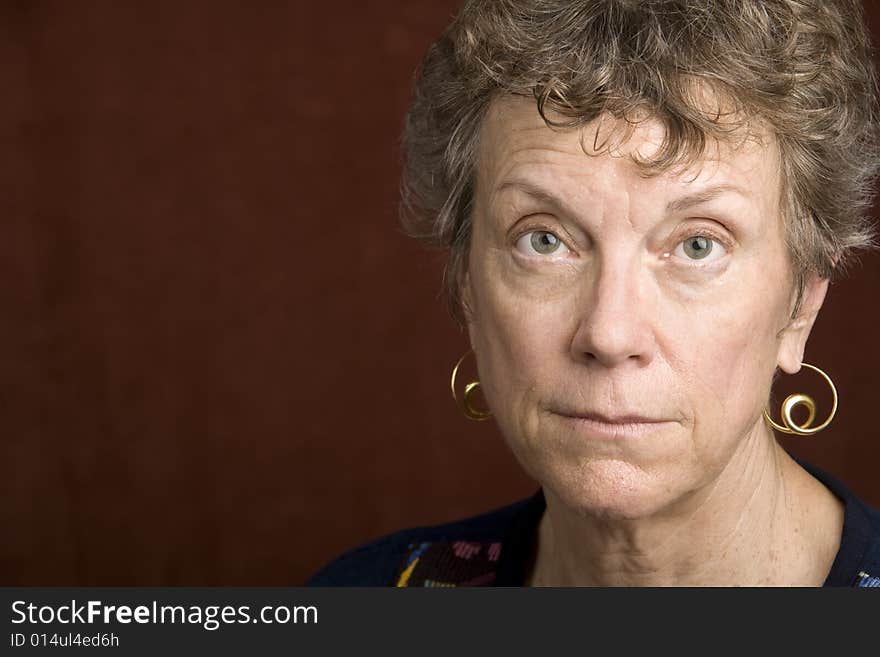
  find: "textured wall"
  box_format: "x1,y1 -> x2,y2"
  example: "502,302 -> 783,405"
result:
1,1 -> 878,585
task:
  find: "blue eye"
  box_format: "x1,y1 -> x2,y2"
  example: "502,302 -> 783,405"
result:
516,230 -> 570,256
673,235 -> 726,262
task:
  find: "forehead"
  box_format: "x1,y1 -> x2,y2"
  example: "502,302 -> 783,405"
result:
475,95 -> 780,202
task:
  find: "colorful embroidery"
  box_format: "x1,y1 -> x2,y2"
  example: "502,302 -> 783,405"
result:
856,571 -> 880,587
395,542 -> 431,587
394,540 -> 503,587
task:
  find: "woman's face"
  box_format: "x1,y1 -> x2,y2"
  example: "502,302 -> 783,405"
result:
464,96 -> 826,519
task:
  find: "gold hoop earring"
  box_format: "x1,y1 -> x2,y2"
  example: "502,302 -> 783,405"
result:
762,362 -> 838,436
450,351 -> 492,421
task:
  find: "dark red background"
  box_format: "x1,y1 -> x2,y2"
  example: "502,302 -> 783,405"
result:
2,1 -> 878,585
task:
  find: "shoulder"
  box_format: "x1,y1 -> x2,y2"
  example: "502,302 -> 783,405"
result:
797,456 -> 880,587
305,495 -> 534,587
853,502 -> 880,587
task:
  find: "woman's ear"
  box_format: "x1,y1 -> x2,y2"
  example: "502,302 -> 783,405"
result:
776,275 -> 829,373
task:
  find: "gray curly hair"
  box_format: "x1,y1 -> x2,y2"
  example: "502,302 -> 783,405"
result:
400,0 -> 880,325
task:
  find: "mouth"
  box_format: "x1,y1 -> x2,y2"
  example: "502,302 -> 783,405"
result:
553,409 -> 675,438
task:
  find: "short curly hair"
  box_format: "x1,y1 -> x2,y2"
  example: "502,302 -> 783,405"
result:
400,0 -> 880,325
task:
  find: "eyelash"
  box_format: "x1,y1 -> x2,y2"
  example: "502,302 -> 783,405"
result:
674,227 -> 732,248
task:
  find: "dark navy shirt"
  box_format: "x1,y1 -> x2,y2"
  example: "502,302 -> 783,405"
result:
307,459 -> 880,587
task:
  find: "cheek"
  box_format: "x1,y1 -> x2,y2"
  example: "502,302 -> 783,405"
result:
470,290 -> 558,412
467,261 -> 576,450
663,270 -> 788,455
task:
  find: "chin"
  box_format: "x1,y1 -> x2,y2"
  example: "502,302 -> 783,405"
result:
540,456 -> 686,521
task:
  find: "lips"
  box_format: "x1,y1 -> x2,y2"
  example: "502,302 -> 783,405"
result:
552,408 -> 675,438
556,410 -> 669,424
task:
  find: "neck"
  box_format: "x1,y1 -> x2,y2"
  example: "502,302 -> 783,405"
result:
526,424 -> 843,587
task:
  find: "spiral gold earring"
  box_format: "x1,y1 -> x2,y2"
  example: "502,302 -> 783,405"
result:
762,363 -> 838,436
450,351 -> 492,421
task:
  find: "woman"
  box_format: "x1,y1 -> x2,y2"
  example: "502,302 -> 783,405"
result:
309,0 -> 880,586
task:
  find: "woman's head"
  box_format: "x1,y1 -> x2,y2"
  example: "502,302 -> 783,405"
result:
460,96 -> 824,518
400,0 -> 880,518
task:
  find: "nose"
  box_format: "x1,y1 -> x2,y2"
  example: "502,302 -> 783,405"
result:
570,253 -> 657,368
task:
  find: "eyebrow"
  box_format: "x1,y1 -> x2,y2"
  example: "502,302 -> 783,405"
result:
665,184 -> 749,214
492,180 -> 578,217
